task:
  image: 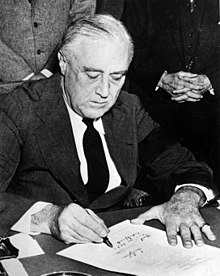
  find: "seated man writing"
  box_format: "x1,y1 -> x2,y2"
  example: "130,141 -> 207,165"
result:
0,14 -> 217,249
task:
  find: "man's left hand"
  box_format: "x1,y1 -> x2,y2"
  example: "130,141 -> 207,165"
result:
131,187 -> 216,248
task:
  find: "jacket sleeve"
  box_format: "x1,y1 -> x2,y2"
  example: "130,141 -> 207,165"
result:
138,126 -> 218,201
69,0 -> 96,21
0,39 -> 33,82
0,94 -> 35,236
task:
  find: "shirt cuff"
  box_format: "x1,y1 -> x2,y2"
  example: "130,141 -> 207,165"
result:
175,183 -> 215,205
41,69 -> 53,78
209,87 -> 215,95
11,201 -> 50,235
22,73 -> 34,81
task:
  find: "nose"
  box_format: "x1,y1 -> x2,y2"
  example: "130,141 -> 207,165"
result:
96,77 -> 109,98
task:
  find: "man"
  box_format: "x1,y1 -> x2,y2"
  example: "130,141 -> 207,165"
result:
0,14 -> 217,248
122,0 -> 220,184
0,0 -> 96,92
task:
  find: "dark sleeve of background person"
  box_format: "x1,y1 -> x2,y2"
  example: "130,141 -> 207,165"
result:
43,43 -> 60,75
121,0 -> 167,96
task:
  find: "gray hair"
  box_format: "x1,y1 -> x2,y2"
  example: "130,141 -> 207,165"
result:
59,14 -> 134,64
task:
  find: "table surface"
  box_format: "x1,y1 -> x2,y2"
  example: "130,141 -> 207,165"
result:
17,205 -> 220,276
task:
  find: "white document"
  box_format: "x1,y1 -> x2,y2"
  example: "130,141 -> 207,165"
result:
1,259 -> 28,276
9,233 -> 44,258
58,220 -> 220,276
217,199 -> 220,210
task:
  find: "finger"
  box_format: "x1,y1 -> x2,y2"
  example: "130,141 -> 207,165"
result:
62,204 -> 108,241
190,224 -> 204,247
59,215 -> 103,243
200,224 -> 216,241
194,215 -> 216,241
185,91 -> 203,99
179,223 -> 193,249
171,94 -> 188,102
60,226 -> 91,244
178,71 -> 198,79
130,205 -> 162,224
71,216 -> 105,243
76,210 -> 109,238
173,88 -> 192,94
171,94 -> 201,102
183,98 -> 201,102
165,222 -> 178,246
173,82 -> 203,92
86,209 -> 109,233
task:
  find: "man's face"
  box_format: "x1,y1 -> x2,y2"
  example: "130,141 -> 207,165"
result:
59,37 -> 129,119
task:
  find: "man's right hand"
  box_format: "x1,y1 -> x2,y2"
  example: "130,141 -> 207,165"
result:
31,203 -> 109,244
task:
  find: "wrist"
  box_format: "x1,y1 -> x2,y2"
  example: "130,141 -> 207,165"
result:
158,70 -> 168,89
174,186 -> 206,207
30,204 -> 62,234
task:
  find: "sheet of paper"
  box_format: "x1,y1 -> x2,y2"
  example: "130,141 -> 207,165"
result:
217,199 -> 220,210
58,220 -> 220,276
1,259 -> 28,276
9,233 -> 44,258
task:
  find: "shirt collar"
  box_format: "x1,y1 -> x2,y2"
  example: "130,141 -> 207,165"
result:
62,90 -> 105,135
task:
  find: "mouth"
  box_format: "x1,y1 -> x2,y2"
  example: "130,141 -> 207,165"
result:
90,101 -> 108,107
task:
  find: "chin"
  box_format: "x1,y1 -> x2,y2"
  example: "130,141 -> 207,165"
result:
82,109 -> 107,119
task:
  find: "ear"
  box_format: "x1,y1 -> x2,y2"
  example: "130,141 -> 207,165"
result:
58,52 -> 67,75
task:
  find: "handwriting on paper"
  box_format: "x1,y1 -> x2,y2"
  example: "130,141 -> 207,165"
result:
115,232 -> 151,249
114,231 -> 151,259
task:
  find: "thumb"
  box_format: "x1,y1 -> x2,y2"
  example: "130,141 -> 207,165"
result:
130,205 -> 163,225
178,71 -> 197,79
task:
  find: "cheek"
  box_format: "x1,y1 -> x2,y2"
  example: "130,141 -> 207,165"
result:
109,85 -> 123,101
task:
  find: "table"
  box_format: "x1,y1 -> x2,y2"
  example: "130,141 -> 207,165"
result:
15,205 -> 220,275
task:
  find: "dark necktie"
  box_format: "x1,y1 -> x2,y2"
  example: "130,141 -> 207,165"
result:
83,118 -> 109,202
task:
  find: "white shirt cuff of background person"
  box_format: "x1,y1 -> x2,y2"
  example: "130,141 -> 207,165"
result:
22,69 -> 53,81
11,184 -> 214,234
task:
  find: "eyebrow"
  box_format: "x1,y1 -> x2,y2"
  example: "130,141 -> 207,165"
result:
83,66 -> 127,75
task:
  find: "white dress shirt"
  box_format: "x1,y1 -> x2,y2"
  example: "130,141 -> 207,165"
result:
64,97 -> 121,192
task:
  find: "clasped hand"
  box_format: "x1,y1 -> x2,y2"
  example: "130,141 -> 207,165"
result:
160,71 -> 212,103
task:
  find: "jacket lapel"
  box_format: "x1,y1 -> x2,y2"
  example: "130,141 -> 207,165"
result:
89,102 -> 138,210
35,81 -> 89,207
102,103 -> 137,188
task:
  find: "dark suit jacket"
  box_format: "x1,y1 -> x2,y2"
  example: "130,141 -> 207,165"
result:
122,0 -> 220,172
0,74 -> 216,236
125,0 -> 220,95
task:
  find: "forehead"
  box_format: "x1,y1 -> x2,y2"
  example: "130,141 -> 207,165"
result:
71,36 -> 129,71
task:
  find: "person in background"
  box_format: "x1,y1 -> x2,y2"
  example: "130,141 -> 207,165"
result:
0,0 -> 96,92
122,0 -> 220,190
95,0 -> 125,20
0,14 -> 217,249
